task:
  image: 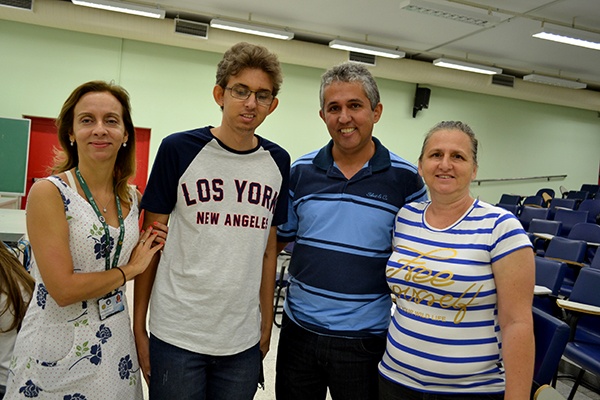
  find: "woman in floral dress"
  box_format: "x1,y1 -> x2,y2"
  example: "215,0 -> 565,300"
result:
5,81 -> 164,399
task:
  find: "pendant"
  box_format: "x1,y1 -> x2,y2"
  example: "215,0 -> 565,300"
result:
103,207 -> 107,213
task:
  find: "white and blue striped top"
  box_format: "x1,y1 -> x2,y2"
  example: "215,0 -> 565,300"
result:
379,199 -> 532,394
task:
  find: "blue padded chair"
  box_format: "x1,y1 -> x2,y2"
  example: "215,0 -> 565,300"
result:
519,206 -> 549,232
579,184 -> 599,199
543,236 -> 587,298
535,188 -> 555,208
528,219 -> 562,256
557,267 -> 600,400
566,190 -> 589,207
591,252 -> 600,271
547,198 -> 578,220
532,307 -> 570,389
552,208 -> 588,238
577,199 -> 600,224
523,195 -> 546,208
567,222 -> 600,265
496,203 -> 519,215
499,194 -> 521,206
533,256 -> 567,317
536,188 -> 555,200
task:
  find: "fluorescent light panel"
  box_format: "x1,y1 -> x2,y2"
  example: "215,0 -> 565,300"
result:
210,18 -> 293,40
523,74 -> 586,89
532,24 -> 600,51
71,0 -> 165,18
329,40 -> 405,59
433,58 -> 501,75
399,0 -> 500,26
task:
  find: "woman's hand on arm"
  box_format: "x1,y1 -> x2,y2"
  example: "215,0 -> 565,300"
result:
150,220 -> 168,245
137,191 -> 168,246
493,247 -> 535,400
27,180 -> 163,307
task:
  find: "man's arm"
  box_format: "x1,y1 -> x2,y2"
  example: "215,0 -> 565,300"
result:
259,226 -> 279,358
134,211 -> 170,384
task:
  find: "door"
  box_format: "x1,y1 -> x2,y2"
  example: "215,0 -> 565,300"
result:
22,115 -> 150,209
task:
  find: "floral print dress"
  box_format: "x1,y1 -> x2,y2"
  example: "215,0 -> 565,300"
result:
5,175 -> 143,400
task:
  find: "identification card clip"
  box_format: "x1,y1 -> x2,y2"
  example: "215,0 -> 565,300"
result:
98,290 -> 125,320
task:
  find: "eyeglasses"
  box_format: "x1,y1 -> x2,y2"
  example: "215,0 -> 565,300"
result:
225,84 -> 275,106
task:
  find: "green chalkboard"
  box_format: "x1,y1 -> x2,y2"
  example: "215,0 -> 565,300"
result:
0,117 -> 30,196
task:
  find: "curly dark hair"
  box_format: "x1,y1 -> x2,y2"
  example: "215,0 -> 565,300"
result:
215,42 -> 283,97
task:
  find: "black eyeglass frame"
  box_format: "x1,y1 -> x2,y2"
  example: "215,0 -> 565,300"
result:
225,84 -> 275,106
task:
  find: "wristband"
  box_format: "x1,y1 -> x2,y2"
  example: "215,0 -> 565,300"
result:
115,266 -> 127,286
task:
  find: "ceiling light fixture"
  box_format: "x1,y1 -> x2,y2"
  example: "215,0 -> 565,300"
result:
433,58 -> 501,75
523,74 -> 586,89
399,0 -> 500,27
71,0 -> 165,19
329,39 -> 405,59
532,24 -> 600,51
210,18 -> 294,40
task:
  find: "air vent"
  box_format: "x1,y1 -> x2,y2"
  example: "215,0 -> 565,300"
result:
492,74 -> 515,88
349,51 -> 376,66
0,0 -> 33,10
175,19 -> 209,39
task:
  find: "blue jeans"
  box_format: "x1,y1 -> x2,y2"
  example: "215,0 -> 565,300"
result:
379,375 -> 504,400
149,334 -> 261,400
275,312 -> 385,400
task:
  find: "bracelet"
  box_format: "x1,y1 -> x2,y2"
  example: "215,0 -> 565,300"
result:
115,266 -> 127,287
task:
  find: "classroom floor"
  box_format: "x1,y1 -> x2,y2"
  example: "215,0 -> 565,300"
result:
141,325 -> 600,400
129,280 -> 599,400
254,326 -> 600,400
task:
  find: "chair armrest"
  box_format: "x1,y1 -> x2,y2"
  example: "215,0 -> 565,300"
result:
532,233 -> 554,241
534,285 -> 552,295
556,299 -> 600,315
545,257 -> 585,268
534,384 -> 566,400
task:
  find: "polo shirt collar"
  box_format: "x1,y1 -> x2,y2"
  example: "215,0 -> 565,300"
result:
313,136 -> 391,173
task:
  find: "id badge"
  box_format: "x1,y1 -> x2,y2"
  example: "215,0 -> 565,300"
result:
98,290 -> 125,320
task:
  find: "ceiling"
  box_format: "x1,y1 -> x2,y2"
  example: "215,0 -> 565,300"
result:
124,0 -> 600,91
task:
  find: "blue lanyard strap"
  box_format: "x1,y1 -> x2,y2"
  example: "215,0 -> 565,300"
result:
74,167 -> 125,273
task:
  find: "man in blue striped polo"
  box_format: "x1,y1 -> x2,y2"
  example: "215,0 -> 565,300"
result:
275,62 -> 428,400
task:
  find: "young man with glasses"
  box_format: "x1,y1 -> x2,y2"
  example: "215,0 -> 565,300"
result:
134,42 -> 290,400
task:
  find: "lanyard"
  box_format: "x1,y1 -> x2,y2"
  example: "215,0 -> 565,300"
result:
75,167 -> 125,273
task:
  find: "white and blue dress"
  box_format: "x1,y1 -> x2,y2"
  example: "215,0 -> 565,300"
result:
5,174 -> 143,400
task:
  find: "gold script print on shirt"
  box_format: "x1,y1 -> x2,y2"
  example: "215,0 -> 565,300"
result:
386,246 -> 484,324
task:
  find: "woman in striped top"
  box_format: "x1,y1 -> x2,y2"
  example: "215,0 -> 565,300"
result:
379,121 -> 535,400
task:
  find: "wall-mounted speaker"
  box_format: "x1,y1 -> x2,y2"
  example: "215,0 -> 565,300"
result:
349,51 -> 376,66
413,86 -> 431,118
0,0 -> 32,10
175,19 -> 209,39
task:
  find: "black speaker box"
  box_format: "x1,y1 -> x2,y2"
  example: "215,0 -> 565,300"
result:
413,87 -> 431,118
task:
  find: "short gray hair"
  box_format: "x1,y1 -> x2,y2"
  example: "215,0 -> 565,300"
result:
319,62 -> 380,111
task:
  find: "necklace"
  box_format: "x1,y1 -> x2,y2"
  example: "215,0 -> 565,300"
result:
99,194 -> 113,213
74,168 -> 114,213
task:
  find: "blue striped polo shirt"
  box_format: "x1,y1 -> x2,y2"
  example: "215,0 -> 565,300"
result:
277,137 -> 427,337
